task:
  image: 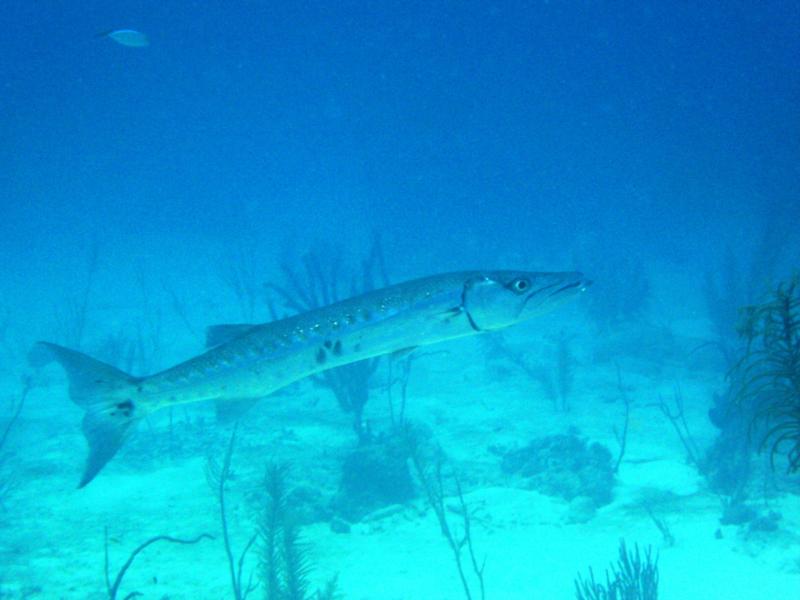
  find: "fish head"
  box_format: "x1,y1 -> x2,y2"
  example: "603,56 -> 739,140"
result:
462,271 -> 590,331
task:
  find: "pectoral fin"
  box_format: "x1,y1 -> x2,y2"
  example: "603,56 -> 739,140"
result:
391,347 -> 418,359
431,305 -> 465,325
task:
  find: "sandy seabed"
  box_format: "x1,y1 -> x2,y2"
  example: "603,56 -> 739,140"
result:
1,316 -> 798,600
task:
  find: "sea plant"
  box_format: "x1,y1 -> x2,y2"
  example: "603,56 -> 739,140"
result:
702,222 -> 789,367
206,424 -> 258,600
264,237 -> 389,443
658,385 -> 704,475
0,376 -> 30,510
556,332 -> 575,411
261,463 -> 339,600
731,275 -> 800,473
220,230 -> 262,322
54,242 -> 98,349
702,247 -> 748,365
386,352 -> 415,428
103,528 -> 212,600
574,539 -> 658,600
704,386 -> 754,500
483,333 -> 573,412
403,424 -> 485,600
612,366 -> 630,474
0,377 -> 28,456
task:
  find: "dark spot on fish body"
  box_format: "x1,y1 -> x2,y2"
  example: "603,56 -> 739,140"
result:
354,343 -> 362,352
113,400 -> 134,418
316,348 -> 327,364
333,340 -> 343,356
324,340 -> 333,350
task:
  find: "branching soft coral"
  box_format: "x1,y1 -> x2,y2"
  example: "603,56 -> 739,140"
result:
732,276 -> 800,473
262,463 -> 339,600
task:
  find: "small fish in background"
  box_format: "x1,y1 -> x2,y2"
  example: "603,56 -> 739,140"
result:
98,29 -> 150,48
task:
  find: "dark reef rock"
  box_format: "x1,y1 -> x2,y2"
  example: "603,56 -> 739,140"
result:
333,433 -> 415,521
501,433 -> 615,506
748,510 -> 781,533
286,483 -> 333,525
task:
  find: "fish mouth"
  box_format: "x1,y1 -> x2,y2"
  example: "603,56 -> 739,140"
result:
522,272 -> 590,309
550,276 -> 592,297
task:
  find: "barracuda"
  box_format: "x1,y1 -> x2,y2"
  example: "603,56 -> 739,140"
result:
32,270 -> 590,487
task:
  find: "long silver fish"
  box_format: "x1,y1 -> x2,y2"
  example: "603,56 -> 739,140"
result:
32,270 -> 590,486
97,29 -> 150,48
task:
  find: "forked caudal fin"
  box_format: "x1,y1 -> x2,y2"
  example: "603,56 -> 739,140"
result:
29,342 -> 144,487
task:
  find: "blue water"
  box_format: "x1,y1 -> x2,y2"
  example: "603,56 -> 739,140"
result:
1,2 -> 799,598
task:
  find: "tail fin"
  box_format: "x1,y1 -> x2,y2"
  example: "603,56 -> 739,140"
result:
30,342 -> 144,487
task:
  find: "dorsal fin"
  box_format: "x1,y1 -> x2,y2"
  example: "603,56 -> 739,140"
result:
205,324 -> 258,349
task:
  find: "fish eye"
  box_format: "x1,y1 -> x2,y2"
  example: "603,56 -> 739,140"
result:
511,278 -> 531,293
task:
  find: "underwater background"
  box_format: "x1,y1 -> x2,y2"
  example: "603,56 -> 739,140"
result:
1,1 -> 799,598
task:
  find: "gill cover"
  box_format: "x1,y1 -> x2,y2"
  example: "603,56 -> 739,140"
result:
462,271 -> 587,331
462,275 -> 529,331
